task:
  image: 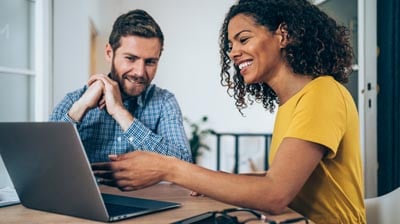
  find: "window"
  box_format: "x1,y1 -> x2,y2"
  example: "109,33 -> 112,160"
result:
0,0 -> 36,121
0,0 -> 51,122
0,0 -> 51,188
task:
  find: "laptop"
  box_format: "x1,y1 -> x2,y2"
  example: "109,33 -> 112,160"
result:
0,122 -> 181,222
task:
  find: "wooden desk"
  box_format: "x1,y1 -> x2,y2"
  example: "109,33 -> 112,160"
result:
0,182 -> 308,223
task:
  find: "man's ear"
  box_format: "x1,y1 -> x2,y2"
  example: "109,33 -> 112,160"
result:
276,23 -> 289,48
105,43 -> 113,63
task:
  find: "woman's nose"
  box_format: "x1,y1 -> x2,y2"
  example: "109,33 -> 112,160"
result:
228,44 -> 241,60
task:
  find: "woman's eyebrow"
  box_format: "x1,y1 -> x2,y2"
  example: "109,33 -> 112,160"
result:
231,30 -> 251,41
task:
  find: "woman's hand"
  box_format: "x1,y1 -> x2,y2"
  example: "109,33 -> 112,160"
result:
91,151 -> 172,191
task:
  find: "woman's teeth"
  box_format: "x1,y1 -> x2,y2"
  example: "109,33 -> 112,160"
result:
239,61 -> 252,70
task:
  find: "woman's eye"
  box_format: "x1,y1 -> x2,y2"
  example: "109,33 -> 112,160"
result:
240,37 -> 249,44
227,44 -> 233,52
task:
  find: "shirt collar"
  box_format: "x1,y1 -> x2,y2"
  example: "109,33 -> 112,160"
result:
136,84 -> 155,107
123,84 -> 155,108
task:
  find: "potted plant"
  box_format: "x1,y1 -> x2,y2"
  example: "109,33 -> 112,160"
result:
184,116 -> 214,164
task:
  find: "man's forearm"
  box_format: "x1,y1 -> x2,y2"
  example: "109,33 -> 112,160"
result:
68,100 -> 89,122
112,108 -> 135,131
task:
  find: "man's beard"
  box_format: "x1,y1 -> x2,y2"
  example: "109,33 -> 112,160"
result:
110,62 -> 149,99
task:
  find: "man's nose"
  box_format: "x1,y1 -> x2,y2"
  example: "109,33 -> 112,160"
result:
134,60 -> 146,76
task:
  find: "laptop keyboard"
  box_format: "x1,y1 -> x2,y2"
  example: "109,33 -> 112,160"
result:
105,203 -> 147,216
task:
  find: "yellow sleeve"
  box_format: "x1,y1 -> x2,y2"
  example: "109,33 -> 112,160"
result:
284,82 -> 347,158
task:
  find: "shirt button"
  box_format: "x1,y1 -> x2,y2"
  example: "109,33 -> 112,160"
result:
117,137 -> 122,142
129,137 -> 134,142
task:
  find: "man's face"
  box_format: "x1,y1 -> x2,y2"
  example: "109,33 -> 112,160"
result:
107,35 -> 161,97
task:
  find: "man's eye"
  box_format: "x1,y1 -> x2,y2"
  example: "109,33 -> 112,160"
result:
146,60 -> 158,65
125,56 -> 137,61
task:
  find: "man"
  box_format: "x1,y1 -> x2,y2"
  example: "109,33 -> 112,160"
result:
50,9 -> 192,163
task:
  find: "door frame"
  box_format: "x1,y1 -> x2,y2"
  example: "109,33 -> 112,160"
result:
358,0 -> 378,198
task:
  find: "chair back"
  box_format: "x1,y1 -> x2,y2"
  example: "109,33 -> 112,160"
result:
365,187 -> 400,224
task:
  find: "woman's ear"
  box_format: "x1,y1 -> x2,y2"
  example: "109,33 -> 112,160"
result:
276,23 -> 289,48
105,43 -> 113,63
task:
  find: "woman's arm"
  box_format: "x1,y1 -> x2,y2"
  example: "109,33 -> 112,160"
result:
92,137 -> 325,214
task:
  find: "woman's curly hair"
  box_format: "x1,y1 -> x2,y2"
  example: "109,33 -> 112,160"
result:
219,0 -> 354,113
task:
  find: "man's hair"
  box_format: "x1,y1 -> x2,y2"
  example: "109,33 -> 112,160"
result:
109,9 -> 164,53
219,0 -> 354,113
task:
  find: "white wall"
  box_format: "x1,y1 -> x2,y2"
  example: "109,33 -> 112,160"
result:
53,0 -> 91,106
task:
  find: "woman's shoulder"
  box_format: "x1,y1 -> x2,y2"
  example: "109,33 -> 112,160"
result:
307,76 -> 348,95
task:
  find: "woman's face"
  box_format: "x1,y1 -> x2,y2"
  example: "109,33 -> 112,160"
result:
227,14 -> 285,84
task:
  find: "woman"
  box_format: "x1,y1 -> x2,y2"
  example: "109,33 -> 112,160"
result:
92,0 -> 366,223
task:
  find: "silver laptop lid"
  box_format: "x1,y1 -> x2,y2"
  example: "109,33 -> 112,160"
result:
0,122 -> 109,221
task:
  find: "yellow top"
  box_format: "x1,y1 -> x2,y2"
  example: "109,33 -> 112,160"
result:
269,76 -> 366,223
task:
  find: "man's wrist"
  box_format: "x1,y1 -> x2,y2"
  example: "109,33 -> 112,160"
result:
112,108 -> 134,131
68,100 -> 89,122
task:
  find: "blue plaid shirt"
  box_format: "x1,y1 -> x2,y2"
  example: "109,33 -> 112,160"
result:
50,84 -> 192,163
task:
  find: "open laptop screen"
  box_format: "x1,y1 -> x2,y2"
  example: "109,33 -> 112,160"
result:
0,122 -> 180,222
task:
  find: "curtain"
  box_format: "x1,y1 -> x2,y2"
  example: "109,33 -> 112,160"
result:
377,0 -> 400,195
